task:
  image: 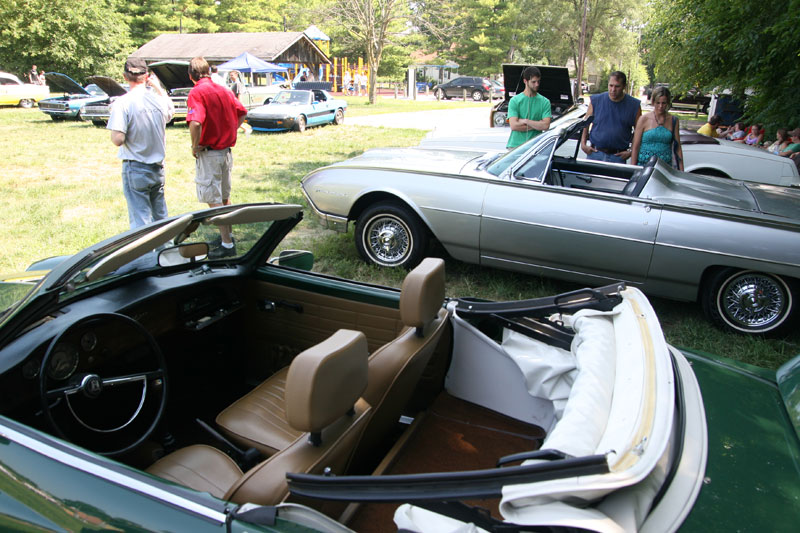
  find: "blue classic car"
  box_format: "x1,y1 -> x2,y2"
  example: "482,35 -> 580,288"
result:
38,73 -> 108,121
0,203 -> 798,531
246,89 -> 346,132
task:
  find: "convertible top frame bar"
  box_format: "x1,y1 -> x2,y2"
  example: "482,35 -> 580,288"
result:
287,452 -> 609,503
453,282 -> 625,319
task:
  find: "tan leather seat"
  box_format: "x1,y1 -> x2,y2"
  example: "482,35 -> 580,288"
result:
147,329 -> 371,505
354,257 -> 449,460
216,258 -> 449,463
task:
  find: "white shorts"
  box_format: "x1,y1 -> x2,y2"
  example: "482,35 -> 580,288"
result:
195,148 -> 232,204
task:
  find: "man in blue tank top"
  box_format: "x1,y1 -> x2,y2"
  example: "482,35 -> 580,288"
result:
580,71 -> 641,164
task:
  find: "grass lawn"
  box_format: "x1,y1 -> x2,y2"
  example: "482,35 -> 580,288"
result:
1,105 -> 797,370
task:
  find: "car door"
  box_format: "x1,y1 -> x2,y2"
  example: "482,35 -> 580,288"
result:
447,78 -> 466,98
308,90 -> 334,125
479,136 -> 662,286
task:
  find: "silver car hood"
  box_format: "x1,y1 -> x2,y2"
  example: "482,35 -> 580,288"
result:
331,147 -> 487,175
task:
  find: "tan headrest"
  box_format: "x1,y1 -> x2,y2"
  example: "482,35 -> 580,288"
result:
400,258 -> 445,329
285,329 -> 368,433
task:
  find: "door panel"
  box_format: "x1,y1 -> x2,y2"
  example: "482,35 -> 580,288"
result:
480,183 -> 661,284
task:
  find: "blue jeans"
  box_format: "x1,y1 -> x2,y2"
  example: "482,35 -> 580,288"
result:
122,160 -> 168,229
587,150 -> 626,165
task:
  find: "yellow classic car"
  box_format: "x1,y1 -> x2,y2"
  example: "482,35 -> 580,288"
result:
0,71 -> 49,108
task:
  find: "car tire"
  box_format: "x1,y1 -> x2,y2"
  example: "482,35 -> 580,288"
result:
493,111 -> 508,128
295,115 -> 306,132
435,89 -> 444,101
471,90 -> 484,102
355,202 -> 429,269
19,99 -> 34,109
334,108 -> 344,125
701,268 -> 795,335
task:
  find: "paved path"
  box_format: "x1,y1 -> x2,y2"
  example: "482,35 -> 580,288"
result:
347,105 -> 491,132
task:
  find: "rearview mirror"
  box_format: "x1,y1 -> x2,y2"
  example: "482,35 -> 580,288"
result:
158,242 -> 209,267
268,250 -> 314,270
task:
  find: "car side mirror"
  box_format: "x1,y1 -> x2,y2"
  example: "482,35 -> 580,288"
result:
268,250 -> 314,270
158,242 -> 209,267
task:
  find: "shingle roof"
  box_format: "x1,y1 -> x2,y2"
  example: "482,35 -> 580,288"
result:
130,32 -> 330,64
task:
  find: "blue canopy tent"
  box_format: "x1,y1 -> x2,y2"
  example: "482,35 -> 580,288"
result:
217,52 -> 285,73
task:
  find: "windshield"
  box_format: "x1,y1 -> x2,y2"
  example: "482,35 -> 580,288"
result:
486,109 -> 587,177
273,91 -> 310,105
0,281 -> 40,317
59,214 -> 283,301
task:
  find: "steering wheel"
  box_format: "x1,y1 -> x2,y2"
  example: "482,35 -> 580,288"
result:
39,313 -> 168,457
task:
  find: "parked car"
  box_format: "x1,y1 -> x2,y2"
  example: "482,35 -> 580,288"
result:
490,64 -> 575,127
246,89 -> 346,132
303,115 -> 800,334
422,104 -> 800,186
0,71 -> 49,108
432,76 -> 494,101
38,73 -> 107,121
489,79 -> 505,100
0,203 -> 797,532
79,76 -> 129,126
223,69 -> 291,109
646,83 -> 711,113
147,60 -> 194,123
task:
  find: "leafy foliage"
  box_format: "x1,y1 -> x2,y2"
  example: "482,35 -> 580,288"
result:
0,0 -> 131,80
645,0 -> 800,129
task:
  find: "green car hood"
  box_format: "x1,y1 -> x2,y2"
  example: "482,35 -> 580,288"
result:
679,350 -> 800,531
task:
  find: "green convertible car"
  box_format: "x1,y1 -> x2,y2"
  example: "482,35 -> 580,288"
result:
0,203 -> 798,532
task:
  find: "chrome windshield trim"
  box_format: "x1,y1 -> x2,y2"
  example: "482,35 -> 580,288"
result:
0,421 -> 228,523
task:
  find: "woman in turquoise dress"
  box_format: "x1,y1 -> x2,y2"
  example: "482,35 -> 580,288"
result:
631,86 -> 684,170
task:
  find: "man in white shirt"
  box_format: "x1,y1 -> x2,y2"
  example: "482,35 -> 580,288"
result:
210,65 -> 226,87
107,57 -> 175,229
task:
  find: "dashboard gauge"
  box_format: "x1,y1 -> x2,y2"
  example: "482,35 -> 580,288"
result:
80,331 -> 98,352
47,343 -> 80,381
22,359 -> 40,379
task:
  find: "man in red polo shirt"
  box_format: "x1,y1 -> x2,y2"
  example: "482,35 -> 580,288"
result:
187,56 -> 247,259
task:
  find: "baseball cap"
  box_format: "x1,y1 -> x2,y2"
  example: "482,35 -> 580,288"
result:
124,57 -> 148,75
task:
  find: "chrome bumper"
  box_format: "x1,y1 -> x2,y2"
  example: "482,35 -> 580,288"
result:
301,188 -> 349,232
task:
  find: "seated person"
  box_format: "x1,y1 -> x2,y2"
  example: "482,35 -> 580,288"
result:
724,122 -> 746,142
697,114 -> 723,137
744,124 -> 764,146
765,128 -> 791,155
778,128 -> 800,158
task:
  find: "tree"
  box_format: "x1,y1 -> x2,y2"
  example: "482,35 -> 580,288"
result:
324,0 -> 412,103
645,0 -> 800,129
117,0 -> 177,47
0,0 -> 131,80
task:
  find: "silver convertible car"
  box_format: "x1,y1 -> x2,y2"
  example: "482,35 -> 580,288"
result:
301,116 -> 800,335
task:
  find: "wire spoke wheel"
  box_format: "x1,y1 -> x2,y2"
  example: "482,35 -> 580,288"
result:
365,215 -> 412,265
355,202 -> 428,269
709,270 -> 793,333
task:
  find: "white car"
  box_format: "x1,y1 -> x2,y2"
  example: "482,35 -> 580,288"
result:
0,71 -> 49,108
421,106 -> 800,187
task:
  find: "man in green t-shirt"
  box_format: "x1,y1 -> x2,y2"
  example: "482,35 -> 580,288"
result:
506,66 -> 552,149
